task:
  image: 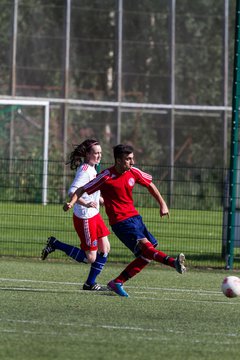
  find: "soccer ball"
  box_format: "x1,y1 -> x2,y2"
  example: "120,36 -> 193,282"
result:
221,276 -> 240,298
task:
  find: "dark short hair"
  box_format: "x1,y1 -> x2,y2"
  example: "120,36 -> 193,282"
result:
113,144 -> 134,161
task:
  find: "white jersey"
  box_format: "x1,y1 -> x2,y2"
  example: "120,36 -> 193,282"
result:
68,163 -> 100,219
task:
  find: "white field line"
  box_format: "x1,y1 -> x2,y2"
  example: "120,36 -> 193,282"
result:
0,279 -> 238,304
0,318 -> 240,343
0,318 -> 239,336
0,287 -> 234,304
0,318 -> 156,333
1,278 -> 239,344
1,327 -> 239,345
0,286 -> 81,293
0,277 -> 221,295
134,296 -> 239,304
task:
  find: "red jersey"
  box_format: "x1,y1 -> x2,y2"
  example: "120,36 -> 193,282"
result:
83,166 -> 152,225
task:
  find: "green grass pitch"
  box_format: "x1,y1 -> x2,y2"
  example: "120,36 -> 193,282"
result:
0,258 -> 240,360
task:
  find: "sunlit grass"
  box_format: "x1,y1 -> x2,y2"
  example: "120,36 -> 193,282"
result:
0,259 -> 240,360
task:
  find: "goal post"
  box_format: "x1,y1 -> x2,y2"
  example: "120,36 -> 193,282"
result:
0,99 -> 50,205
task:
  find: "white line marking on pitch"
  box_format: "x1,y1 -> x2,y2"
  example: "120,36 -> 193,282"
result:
0,277 -> 221,295
0,318 -> 155,333
0,286 -> 236,305
1,318 -> 240,341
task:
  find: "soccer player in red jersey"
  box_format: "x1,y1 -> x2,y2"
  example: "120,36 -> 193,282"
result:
63,144 -> 186,297
42,139 -> 110,291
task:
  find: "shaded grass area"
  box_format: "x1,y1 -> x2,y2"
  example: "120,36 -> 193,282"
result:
0,202 -> 239,268
1,258 -> 240,360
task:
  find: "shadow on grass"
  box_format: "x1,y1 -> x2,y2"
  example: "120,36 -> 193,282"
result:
0,286 -> 116,296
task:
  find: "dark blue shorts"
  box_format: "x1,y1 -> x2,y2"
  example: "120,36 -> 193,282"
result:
111,215 -> 158,257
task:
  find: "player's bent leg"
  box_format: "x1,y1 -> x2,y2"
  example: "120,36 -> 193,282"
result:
98,236 -> 110,254
113,256 -> 150,284
85,250 -> 97,263
41,236 -> 88,263
106,256 -> 149,297
139,240 -> 186,274
139,240 -> 173,264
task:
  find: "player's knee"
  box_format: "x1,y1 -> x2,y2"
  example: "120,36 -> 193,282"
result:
98,239 -> 110,254
86,252 -> 97,263
103,243 -> 110,253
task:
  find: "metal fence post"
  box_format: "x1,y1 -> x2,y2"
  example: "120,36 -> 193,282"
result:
226,0 -> 240,269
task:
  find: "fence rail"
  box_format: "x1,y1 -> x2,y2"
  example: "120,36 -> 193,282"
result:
0,159 -> 239,269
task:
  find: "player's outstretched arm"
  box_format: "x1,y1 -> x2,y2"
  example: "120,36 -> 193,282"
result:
63,186 -> 85,212
147,182 -> 169,218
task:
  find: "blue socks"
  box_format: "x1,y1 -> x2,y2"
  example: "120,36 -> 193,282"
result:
53,239 -> 88,263
53,239 -> 108,285
85,252 -> 108,286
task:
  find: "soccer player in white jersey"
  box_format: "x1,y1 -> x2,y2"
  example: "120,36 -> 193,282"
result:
41,139 -> 110,291
64,144 -> 186,297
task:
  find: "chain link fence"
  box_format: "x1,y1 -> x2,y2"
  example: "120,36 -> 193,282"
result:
1,158 -> 239,269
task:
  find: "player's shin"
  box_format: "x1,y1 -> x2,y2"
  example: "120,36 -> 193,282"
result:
84,252 -> 108,286
53,239 -> 88,263
114,256 -> 150,283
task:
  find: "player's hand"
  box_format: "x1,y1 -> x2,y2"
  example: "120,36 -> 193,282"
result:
160,202 -> 170,218
160,210 -> 170,218
99,196 -> 105,206
63,203 -> 72,212
86,201 -> 98,208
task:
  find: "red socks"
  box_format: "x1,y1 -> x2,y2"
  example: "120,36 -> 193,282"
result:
140,241 -> 175,268
114,256 -> 150,284
113,242 -> 175,285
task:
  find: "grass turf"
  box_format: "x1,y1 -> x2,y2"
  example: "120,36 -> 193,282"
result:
0,258 -> 240,360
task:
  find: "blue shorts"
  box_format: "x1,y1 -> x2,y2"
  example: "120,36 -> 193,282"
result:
111,215 -> 158,257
